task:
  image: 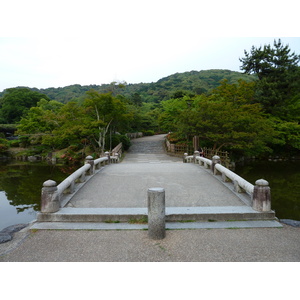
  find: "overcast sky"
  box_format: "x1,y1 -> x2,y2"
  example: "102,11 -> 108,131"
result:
0,1 -> 299,92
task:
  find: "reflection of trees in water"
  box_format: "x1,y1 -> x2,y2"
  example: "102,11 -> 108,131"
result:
15,205 -> 36,213
0,163 -> 75,212
235,160 -> 300,220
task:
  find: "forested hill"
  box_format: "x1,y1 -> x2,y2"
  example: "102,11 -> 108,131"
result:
1,69 -> 256,103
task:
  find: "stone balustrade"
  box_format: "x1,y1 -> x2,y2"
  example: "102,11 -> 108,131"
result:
41,153 -> 118,213
184,152 -> 272,212
111,142 -> 123,158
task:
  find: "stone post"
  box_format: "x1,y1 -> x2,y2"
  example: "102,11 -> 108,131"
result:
183,153 -> 188,163
105,151 -> 110,164
41,180 -> 60,213
193,151 -> 200,163
148,187 -> 166,240
193,136 -> 199,152
85,156 -> 94,175
211,155 -> 220,174
252,179 -> 271,212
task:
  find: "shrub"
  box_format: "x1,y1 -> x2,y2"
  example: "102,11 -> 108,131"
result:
0,138 -> 9,154
119,135 -> 131,150
143,130 -> 155,136
105,134 -> 131,151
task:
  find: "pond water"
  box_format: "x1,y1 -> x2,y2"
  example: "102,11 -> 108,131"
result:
0,159 -> 299,231
0,160 -> 75,231
234,159 -> 300,221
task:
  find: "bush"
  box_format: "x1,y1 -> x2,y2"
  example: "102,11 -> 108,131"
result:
60,146 -> 84,164
0,138 -> 9,154
105,134 -> 131,151
143,130 -> 155,136
119,135 -> 131,150
8,139 -> 20,147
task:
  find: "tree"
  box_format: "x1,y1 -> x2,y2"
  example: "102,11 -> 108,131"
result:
239,39 -> 300,119
210,79 -> 256,106
177,97 -> 277,156
0,88 -> 50,123
83,90 -> 130,154
17,99 -> 63,134
159,97 -> 188,132
131,92 -> 142,106
41,101 -> 90,150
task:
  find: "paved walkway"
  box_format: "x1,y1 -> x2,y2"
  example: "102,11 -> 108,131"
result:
1,223 -> 299,261
68,134 -> 245,208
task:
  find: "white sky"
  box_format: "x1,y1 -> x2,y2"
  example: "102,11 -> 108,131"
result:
0,0 -> 299,92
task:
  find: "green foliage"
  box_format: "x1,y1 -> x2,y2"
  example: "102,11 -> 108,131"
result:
118,134 -> 131,150
240,39 -> 300,120
3,62 -> 299,159
143,130 -> 155,136
0,70 -> 255,105
180,98 -> 276,156
17,99 -> 63,134
15,91 -> 134,157
0,88 -> 50,123
105,134 -> 131,151
0,124 -> 17,137
83,90 -> 133,153
0,138 -> 9,154
60,145 -> 85,164
271,117 -> 300,150
238,39 -> 300,154
160,80 -> 281,157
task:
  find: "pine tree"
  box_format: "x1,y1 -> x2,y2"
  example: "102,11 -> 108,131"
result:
240,39 -> 300,120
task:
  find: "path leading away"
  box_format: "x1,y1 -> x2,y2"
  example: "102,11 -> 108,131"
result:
68,134 -> 244,208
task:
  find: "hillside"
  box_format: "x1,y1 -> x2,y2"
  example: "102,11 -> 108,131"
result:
1,69 -> 256,103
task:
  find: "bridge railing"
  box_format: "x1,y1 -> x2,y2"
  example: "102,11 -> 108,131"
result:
41,152 -> 119,213
184,151 -> 271,212
111,142 -> 123,158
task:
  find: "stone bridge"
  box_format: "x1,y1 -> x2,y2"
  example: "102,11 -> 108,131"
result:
32,134 -> 282,230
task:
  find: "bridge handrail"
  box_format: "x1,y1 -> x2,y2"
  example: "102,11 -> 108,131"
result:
94,156 -> 109,166
57,156 -> 109,196
187,153 -> 272,211
57,163 -> 91,195
111,142 -> 122,158
41,155 -> 113,213
193,155 -> 254,196
214,163 -> 254,195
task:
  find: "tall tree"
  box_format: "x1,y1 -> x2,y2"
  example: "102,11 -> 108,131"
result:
177,97 -> 277,156
83,90 -> 130,154
239,39 -> 300,120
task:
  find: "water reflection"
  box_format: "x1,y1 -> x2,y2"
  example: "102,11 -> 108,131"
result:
235,160 -> 300,221
0,161 -> 75,231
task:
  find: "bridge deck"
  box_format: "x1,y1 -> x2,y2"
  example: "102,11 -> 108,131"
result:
67,135 -> 245,209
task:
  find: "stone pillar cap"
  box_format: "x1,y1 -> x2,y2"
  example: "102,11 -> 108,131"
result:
43,180 -> 57,187
85,155 -> 93,160
148,187 -> 165,193
255,179 -> 269,186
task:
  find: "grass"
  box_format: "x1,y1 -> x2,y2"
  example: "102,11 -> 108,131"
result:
104,220 -> 120,223
128,216 -> 148,224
